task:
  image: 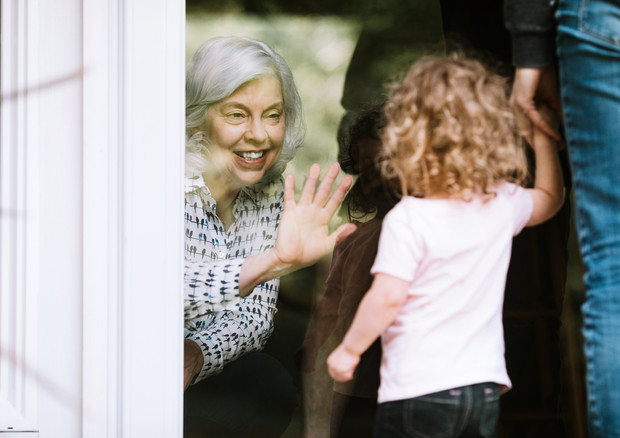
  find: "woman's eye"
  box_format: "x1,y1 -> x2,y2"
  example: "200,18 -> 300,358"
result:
224,112 -> 247,123
266,113 -> 281,121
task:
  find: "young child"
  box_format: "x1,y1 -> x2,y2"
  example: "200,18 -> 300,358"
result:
326,55 -> 564,438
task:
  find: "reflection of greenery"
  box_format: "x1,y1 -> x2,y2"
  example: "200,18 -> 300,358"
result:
186,0 -> 433,17
186,13 -> 360,190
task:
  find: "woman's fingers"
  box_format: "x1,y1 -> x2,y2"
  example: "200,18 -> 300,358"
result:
295,162 -> 350,209
313,162 -> 341,206
298,163 -> 321,204
278,164 -> 355,269
324,174 -> 352,215
283,173 -> 296,210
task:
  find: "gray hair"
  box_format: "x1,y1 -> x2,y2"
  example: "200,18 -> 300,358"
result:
185,36 -> 306,181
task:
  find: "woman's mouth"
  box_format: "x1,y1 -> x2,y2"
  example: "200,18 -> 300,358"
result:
235,151 -> 265,161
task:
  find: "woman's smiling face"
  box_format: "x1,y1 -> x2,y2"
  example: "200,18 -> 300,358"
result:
201,75 -> 285,192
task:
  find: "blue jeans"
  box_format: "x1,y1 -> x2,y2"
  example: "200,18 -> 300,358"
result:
374,383 -> 500,438
556,1 -> 620,437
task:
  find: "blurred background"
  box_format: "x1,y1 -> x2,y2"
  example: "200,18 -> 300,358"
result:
186,1 -> 587,437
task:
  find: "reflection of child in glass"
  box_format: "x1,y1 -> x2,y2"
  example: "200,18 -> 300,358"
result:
327,55 -> 564,438
298,104 -> 397,437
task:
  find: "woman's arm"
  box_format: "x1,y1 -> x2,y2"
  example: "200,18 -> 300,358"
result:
184,297 -> 277,387
184,162 -> 355,314
327,273 -> 409,382
184,258 -> 245,315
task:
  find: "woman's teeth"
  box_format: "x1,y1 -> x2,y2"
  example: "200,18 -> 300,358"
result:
238,151 -> 265,161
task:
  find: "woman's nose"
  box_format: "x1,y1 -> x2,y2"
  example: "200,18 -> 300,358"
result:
245,117 -> 267,144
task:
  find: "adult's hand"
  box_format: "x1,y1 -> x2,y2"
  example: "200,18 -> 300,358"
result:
510,65 -> 563,145
273,162 -> 357,270
184,339 -> 204,391
238,162 -> 357,296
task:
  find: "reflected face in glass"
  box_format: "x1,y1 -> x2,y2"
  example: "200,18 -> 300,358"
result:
201,75 -> 285,191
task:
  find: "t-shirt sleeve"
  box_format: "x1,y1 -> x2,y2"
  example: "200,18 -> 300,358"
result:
502,183 -> 534,236
370,201 -> 421,283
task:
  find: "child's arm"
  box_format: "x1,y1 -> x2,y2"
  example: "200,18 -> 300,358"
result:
326,273 -> 409,382
526,106 -> 565,226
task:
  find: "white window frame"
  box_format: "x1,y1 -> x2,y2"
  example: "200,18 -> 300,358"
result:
1,1 -> 185,437
1,0 -> 41,435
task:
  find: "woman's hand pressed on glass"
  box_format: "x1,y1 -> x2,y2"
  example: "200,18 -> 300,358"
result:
237,162 -> 356,297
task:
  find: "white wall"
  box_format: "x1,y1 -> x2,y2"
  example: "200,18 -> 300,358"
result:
1,1 -> 185,437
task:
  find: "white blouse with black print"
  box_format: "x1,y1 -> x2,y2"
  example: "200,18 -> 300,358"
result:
184,174 -> 283,382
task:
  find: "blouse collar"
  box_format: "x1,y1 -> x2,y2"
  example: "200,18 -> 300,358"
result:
185,174 -> 262,212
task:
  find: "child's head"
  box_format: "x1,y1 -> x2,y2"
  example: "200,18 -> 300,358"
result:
339,103 -> 399,220
379,54 -> 529,200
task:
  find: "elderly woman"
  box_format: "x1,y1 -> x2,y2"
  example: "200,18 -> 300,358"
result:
183,36 -> 355,437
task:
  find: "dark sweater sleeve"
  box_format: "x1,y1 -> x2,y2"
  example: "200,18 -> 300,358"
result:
504,0 -> 557,67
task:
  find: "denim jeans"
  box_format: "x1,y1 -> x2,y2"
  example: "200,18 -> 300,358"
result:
374,383 -> 500,438
556,1 -> 620,437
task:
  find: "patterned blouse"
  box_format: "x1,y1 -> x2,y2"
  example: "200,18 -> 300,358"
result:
184,174 -> 283,382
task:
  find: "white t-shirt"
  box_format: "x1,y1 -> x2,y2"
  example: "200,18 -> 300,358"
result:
371,182 -> 533,403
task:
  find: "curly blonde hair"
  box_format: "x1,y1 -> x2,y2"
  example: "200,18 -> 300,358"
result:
378,54 -> 529,201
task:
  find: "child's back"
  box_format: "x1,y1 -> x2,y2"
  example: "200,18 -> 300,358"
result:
374,183 -> 532,403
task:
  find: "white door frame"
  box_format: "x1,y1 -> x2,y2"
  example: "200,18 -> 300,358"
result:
83,1 -> 185,436
1,1 -> 185,437
1,0 -> 41,434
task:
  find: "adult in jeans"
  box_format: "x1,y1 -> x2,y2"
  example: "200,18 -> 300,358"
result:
505,1 -> 620,437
